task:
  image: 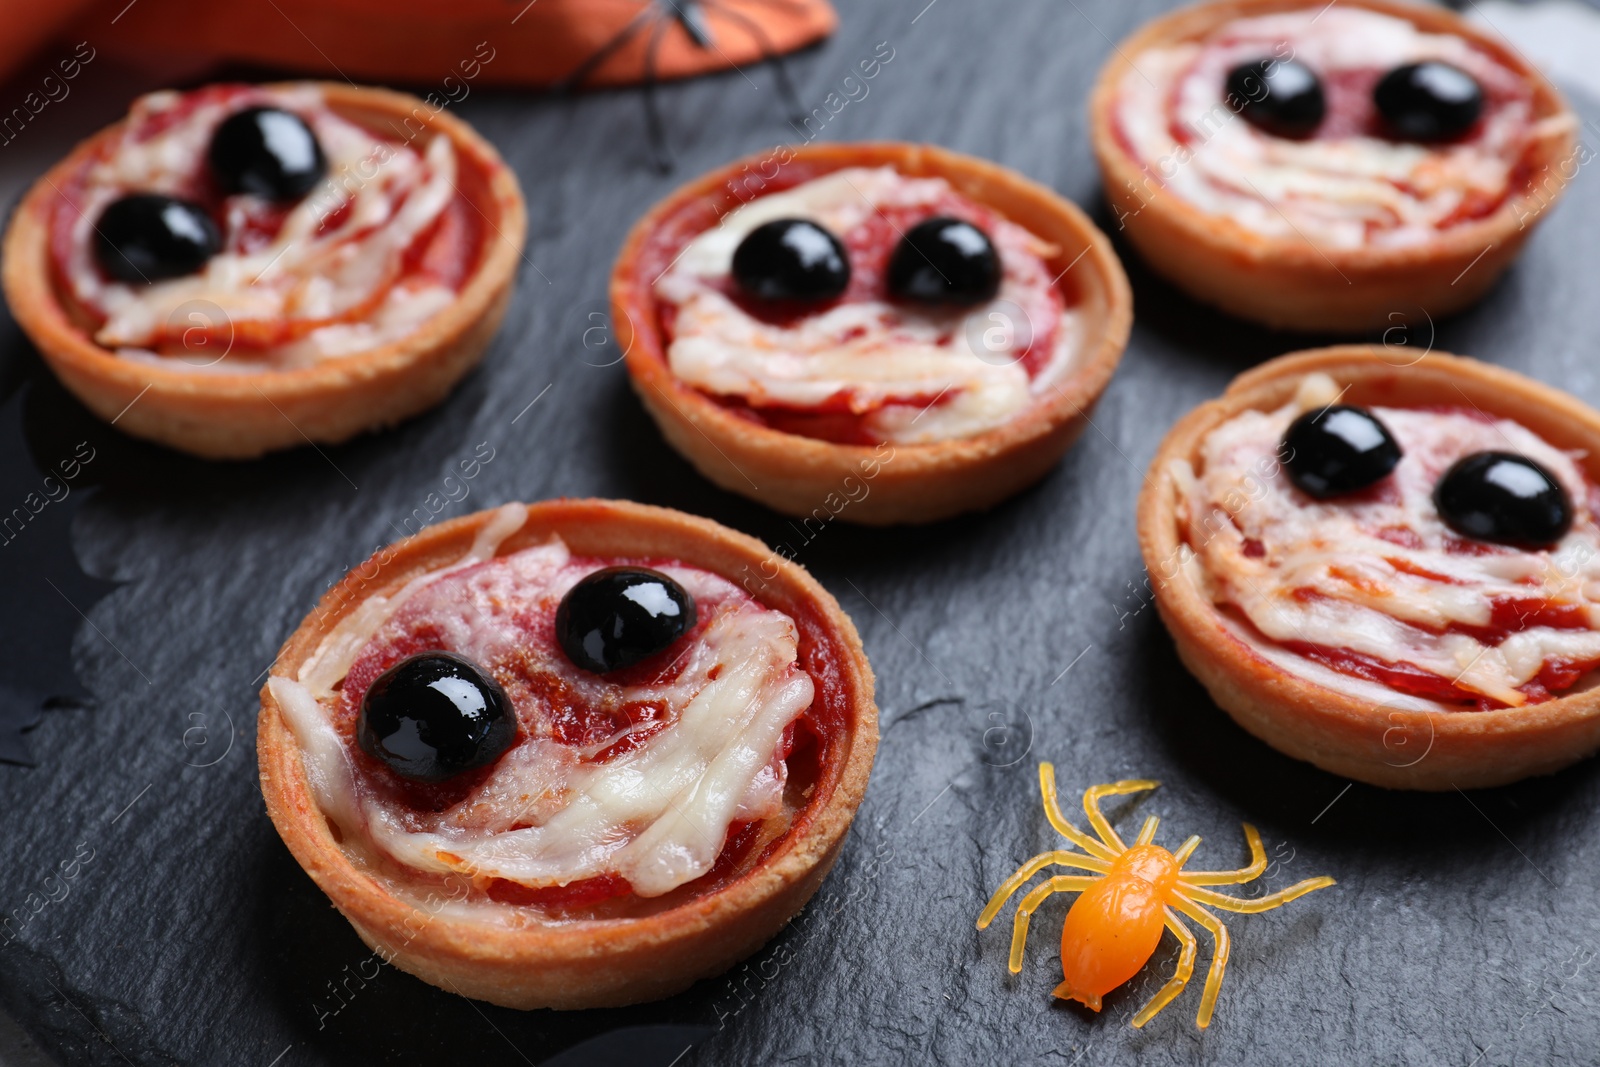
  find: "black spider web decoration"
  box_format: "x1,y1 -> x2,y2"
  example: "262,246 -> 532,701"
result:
553,0 -> 810,172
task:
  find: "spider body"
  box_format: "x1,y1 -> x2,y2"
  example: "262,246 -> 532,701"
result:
978,764 -> 1335,1028
1054,844 -> 1176,1010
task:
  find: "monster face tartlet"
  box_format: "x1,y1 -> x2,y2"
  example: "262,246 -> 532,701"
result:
612,142 -> 1132,524
1090,0 -> 1576,331
1140,348 -> 1600,789
258,499 -> 878,1009
2,82 -> 525,458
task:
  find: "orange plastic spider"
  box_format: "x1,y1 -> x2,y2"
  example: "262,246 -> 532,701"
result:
977,763 -> 1335,1029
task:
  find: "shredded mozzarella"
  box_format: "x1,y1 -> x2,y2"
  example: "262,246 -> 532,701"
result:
655,167 -> 1083,443
273,511 -> 815,900
1115,8 -> 1571,248
1181,375 -> 1600,707
62,86 -> 458,365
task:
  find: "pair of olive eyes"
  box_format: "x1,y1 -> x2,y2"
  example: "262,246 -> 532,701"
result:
357,567 -> 696,784
731,215 -> 1002,307
1227,57 -> 1484,142
1281,405 -> 1574,547
94,106 -> 328,284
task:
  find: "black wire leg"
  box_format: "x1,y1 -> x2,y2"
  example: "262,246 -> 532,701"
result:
553,6 -> 658,94
642,14 -> 675,173
703,0 -> 807,124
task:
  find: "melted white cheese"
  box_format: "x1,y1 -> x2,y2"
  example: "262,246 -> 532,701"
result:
1180,375 -> 1600,706
63,86 -> 457,366
1115,8 -> 1572,248
272,508 -> 816,899
655,167 -> 1083,443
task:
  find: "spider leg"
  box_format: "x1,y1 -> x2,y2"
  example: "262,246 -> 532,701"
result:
1082,779 -> 1159,853
1170,894 -> 1231,1029
1007,875 -> 1097,974
1130,908 -> 1198,1028
976,850 -> 1109,930
1172,835 -> 1202,865
701,0 -> 806,122
1134,815 -> 1160,846
553,6 -> 658,93
1181,822 -> 1268,886
641,15 -> 673,173
1182,876 -> 1336,914
667,0 -> 715,47
1038,763 -> 1117,860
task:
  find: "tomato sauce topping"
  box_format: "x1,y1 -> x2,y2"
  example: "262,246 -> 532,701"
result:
49,83 -> 485,355
1191,396 -> 1600,712
331,550 -> 849,912
635,161 -> 1079,445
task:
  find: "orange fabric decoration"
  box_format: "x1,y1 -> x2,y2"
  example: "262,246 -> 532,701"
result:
0,0 -> 97,86
6,0 -> 835,89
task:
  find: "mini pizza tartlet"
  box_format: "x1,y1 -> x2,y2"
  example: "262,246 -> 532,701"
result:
258,498 -> 877,1008
1139,347 -> 1600,789
2,82 -> 525,459
611,142 -> 1132,525
1090,0 -> 1577,332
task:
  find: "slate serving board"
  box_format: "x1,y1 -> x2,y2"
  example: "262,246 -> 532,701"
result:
1,1 -> 1598,1064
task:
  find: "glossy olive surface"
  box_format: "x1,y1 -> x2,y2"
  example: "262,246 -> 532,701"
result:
94,194 -> 221,283
1373,61 -> 1483,142
1281,405 -> 1403,499
731,218 -> 851,301
357,651 -> 516,782
1434,451 -> 1573,546
1227,57 -> 1326,138
556,566 -> 696,674
208,106 -> 327,200
886,216 -> 1001,306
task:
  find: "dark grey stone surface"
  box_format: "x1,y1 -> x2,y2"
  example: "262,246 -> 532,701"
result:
1,1 -> 1598,1064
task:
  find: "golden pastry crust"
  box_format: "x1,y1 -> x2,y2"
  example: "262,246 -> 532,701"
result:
1089,0 -> 1576,333
1139,346 -> 1600,789
258,498 -> 878,1009
611,141 -> 1132,525
2,82 -> 526,460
